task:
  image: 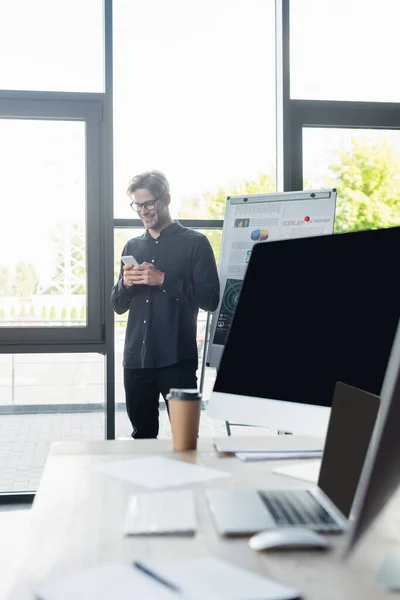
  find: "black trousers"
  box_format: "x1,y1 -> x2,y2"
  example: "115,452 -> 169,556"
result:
123,360 -> 198,439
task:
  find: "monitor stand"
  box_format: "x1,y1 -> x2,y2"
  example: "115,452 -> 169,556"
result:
376,546 -> 400,591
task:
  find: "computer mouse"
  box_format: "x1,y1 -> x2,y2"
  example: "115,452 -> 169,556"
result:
249,527 -> 329,551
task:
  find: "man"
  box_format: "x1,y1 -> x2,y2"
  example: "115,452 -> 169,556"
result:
111,170 -> 220,438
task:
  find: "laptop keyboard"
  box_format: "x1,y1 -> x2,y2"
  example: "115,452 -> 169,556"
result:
259,490 -> 338,529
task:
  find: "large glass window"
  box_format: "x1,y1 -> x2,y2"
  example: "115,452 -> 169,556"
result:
0,119 -> 87,328
303,128 -> 400,232
0,0 -> 104,92
290,0 -> 400,102
113,0 -> 276,220
0,100 -> 103,346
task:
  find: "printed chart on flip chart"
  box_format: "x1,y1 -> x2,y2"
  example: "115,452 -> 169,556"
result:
206,189 -> 337,368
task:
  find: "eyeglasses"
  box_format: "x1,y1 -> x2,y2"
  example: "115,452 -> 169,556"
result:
130,197 -> 160,213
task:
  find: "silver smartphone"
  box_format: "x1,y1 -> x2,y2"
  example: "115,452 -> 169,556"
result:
121,255 -> 139,266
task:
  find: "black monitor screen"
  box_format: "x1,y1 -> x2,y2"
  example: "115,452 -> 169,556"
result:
214,226 -> 400,408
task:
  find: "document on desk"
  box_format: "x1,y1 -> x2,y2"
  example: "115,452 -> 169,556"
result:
236,450 -> 323,462
35,563 -> 179,600
214,435 -> 324,454
273,459 -> 321,484
142,556 -> 301,600
90,456 -> 230,489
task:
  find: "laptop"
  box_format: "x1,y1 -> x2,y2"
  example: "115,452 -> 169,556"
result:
346,318 -> 400,555
206,382 -> 380,535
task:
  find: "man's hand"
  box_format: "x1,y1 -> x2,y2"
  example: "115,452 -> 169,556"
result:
123,264 -> 137,288
123,263 -> 165,288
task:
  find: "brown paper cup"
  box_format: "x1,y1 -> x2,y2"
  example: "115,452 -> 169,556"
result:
167,389 -> 201,451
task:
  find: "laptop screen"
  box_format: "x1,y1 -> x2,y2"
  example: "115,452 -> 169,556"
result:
318,382 -> 379,518
214,226 -> 400,408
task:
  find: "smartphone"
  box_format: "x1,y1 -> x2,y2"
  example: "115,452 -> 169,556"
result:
121,255 -> 139,266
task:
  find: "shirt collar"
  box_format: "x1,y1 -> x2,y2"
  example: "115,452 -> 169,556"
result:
145,220 -> 182,239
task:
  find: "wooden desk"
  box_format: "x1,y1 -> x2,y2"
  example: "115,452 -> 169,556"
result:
7,438 -> 399,600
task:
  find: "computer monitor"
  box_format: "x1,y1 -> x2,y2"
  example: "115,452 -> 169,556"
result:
345,318 -> 400,554
207,226 -> 400,436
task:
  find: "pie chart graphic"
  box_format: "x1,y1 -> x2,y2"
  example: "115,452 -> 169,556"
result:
251,229 -> 269,241
222,279 -> 243,314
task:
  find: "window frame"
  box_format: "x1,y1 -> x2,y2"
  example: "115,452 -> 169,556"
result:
287,101 -> 400,191
0,94 -> 105,351
282,1 -> 400,191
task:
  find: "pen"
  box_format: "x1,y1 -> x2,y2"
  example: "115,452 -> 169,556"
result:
133,560 -> 182,594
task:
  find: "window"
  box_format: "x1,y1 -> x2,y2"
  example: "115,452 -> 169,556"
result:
302,127 -> 400,232
290,0 -> 400,102
113,0 -> 276,220
0,119 -> 87,328
0,0 -> 104,92
0,100 -> 103,346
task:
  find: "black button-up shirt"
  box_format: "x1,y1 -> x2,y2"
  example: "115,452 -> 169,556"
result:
111,222 -> 220,369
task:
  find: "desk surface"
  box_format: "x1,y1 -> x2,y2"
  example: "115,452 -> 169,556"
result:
7,438 -> 399,600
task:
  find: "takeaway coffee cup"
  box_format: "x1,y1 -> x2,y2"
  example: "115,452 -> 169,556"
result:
166,388 -> 202,451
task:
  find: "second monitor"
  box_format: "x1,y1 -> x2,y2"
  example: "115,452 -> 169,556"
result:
207,226 -> 400,435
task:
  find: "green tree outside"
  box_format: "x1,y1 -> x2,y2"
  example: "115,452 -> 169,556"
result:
80,305 -> 86,322
202,173 -> 276,264
193,137 -> 400,265
0,265 -> 11,296
70,229 -> 86,294
45,223 -> 86,295
12,262 -> 39,297
61,307 -> 68,324
324,137 -> 400,233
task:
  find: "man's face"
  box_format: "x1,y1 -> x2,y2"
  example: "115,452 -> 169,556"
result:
131,188 -> 168,230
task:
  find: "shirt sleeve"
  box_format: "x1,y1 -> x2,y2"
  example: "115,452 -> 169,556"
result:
110,244 -> 139,315
161,235 -> 220,312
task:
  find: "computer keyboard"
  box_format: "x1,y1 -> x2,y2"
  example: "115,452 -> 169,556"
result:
258,490 -> 338,529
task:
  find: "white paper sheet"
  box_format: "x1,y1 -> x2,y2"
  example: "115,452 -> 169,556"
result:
36,563 -> 179,600
91,456 -> 230,489
273,459 -> 321,484
144,556 -> 300,600
236,451 -> 322,462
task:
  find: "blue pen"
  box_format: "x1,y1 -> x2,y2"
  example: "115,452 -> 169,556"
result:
134,560 -> 182,594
